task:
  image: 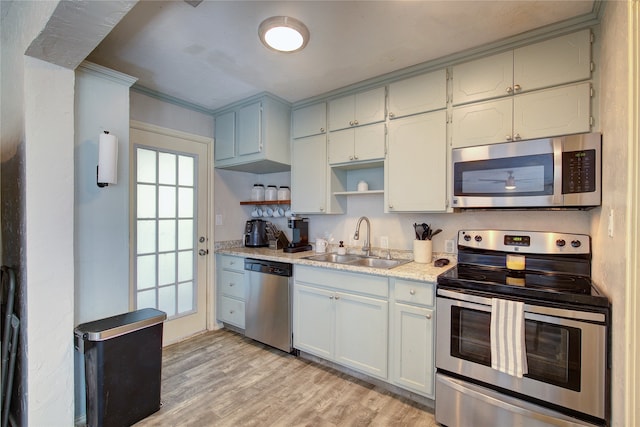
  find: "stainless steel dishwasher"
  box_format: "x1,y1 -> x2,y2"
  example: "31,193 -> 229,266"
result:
244,258 -> 293,353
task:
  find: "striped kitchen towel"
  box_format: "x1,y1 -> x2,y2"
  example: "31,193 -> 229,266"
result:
490,298 -> 528,378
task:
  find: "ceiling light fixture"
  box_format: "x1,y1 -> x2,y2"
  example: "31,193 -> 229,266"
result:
259,16 -> 309,53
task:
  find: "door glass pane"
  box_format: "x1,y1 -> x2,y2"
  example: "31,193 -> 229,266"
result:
158,252 -> 176,286
137,289 -> 156,309
178,250 -> 193,282
137,184 -> 156,218
159,285 -> 176,317
137,255 -> 156,290
137,220 -> 156,254
178,282 -> 194,313
158,152 -> 176,185
159,186 -> 176,218
179,156 -> 194,186
178,219 -> 193,250
137,148 -> 156,183
158,219 -> 176,252
178,187 -> 194,218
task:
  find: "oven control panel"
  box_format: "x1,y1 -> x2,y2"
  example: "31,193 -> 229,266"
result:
458,230 -> 590,255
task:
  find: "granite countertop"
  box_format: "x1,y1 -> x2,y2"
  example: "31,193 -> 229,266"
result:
216,245 -> 456,283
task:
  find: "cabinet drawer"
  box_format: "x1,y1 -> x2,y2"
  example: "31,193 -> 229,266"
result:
219,296 -> 245,328
219,255 -> 244,271
394,279 -> 434,307
219,270 -> 245,299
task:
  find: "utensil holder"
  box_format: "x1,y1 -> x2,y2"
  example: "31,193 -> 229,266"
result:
413,240 -> 432,264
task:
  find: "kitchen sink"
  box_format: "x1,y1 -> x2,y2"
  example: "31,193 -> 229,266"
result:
303,253 -> 410,270
304,253 -> 361,263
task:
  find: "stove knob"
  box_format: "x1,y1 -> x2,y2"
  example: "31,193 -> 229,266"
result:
463,234 -> 471,242
556,239 -> 566,247
571,240 -> 582,248
474,235 -> 482,242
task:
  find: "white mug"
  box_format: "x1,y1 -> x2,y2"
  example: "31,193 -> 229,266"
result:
273,207 -> 284,217
251,207 -> 262,218
315,238 -> 328,253
263,207 -> 273,217
285,208 -> 293,218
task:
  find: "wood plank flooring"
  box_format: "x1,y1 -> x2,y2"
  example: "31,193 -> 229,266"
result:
134,329 -> 436,427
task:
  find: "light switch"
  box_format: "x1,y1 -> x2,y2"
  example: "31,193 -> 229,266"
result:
215,214 -> 223,226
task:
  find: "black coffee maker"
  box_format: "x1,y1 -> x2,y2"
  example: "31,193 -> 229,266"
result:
283,216 -> 312,253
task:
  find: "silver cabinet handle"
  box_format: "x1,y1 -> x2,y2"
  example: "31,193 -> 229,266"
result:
506,87 -> 513,94
410,289 -> 416,295
514,84 -> 521,92
426,314 -> 432,320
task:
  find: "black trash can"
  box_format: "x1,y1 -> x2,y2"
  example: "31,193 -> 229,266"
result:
75,308 -> 167,427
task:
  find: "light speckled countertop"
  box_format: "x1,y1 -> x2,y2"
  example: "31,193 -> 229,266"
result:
216,245 -> 456,283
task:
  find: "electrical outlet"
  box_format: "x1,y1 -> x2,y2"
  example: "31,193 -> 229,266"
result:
215,214 -> 223,226
380,236 -> 389,248
445,239 -> 456,253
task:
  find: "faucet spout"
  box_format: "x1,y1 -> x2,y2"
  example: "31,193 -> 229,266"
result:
353,216 -> 371,257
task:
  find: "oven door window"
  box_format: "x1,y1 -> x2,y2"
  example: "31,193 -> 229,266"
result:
453,153 -> 553,197
451,306 -> 581,391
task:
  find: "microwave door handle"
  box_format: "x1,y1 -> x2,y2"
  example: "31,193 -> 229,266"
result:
552,138 -> 563,205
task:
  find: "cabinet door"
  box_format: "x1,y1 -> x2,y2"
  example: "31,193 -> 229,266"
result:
451,51 -> 514,105
329,94 -> 355,131
237,101 -> 261,156
354,122 -> 386,162
219,270 -> 245,299
386,110 -> 447,212
214,110 -> 236,161
328,128 -> 354,164
392,303 -> 434,397
293,102 -> 327,138
451,98 -> 513,148
354,86 -> 386,126
515,29 -> 592,93
388,69 -> 447,118
293,284 -> 334,359
513,82 -> 591,141
219,296 -> 245,328
335,292 -> 388,379
291,134 -> 327,213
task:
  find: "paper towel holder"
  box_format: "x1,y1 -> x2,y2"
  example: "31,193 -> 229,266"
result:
97,130 -> 118,188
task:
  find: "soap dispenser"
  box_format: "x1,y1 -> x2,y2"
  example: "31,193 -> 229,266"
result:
337,241 -> 346,255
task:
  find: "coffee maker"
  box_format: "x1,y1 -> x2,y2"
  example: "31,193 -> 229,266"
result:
283,216 -> 312,253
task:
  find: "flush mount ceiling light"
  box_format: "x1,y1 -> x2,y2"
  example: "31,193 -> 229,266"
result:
259,16 -> 309,53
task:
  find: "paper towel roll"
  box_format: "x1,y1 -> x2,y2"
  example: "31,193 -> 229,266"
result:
98,131 -> 118,185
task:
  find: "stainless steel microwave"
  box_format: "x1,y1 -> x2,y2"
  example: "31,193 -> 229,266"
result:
451,133 -> 601,209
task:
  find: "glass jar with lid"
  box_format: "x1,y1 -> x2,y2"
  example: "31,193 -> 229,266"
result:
265,185 -> 278,201
277,186 -> 291,201
251,184 -> 265,201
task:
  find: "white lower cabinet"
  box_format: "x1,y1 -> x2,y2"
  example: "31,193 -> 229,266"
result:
216,255 -> 246,329
293,266 -> 388,379
390,279 -> 436,398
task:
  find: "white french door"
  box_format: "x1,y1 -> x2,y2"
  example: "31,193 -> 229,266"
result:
130,123 -> 211,345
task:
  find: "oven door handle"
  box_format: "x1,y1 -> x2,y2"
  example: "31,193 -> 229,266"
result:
437,288 -> 606,323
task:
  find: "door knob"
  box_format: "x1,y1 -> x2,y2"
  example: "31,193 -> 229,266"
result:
199,249 -> 209,256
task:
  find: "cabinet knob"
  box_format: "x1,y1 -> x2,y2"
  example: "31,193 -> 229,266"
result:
329,295 -> 334,300
320,127 -> 325,133
349,156 -> 354,160
409,289 -> 416,295
354,120 -> 359,125
229,261 -> 235,265
506,87 -> 513,94
389,204 -> 393,209
506,135 -> 513,141
514,133 -> 521,140
514,84 -> 521,92
354,155 -> 358,160
230,310 -> 235,314
335,294 -> 340,300
389,112 -> 395,118
349,120 -> 354,126
229,282 -> 235,287
320,207 -> 324,212
426,314 -> 432,320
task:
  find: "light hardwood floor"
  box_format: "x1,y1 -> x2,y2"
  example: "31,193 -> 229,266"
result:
134,328 -> 437,426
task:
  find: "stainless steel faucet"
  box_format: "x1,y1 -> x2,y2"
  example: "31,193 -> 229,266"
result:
353,216 -> 371,257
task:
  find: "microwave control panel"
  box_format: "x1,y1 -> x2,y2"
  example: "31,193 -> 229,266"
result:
562,149 -> 596,194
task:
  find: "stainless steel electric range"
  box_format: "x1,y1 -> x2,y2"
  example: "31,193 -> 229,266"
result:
436,230 -> 610,427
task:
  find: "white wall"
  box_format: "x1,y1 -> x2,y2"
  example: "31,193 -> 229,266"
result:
591,2 -> 632,425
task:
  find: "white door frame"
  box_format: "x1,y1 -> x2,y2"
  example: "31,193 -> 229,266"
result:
129,120 -> 217,337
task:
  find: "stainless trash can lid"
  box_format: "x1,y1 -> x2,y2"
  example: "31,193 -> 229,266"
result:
75,308 -> 167,341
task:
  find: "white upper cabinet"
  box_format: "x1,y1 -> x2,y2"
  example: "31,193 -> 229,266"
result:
213,93 -> 291,173
291,134 -> 333,214
329,87 -> 386,131
292,102 -> 327,139
214,110 -> 235,161
452,29 -> 592,106
328,122 -> 386,165
452,82 -> 592,147
386,110 -> 447,212
388,69 -> 447,119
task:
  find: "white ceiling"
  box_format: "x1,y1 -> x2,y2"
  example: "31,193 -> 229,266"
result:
87,0 -> 596,112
